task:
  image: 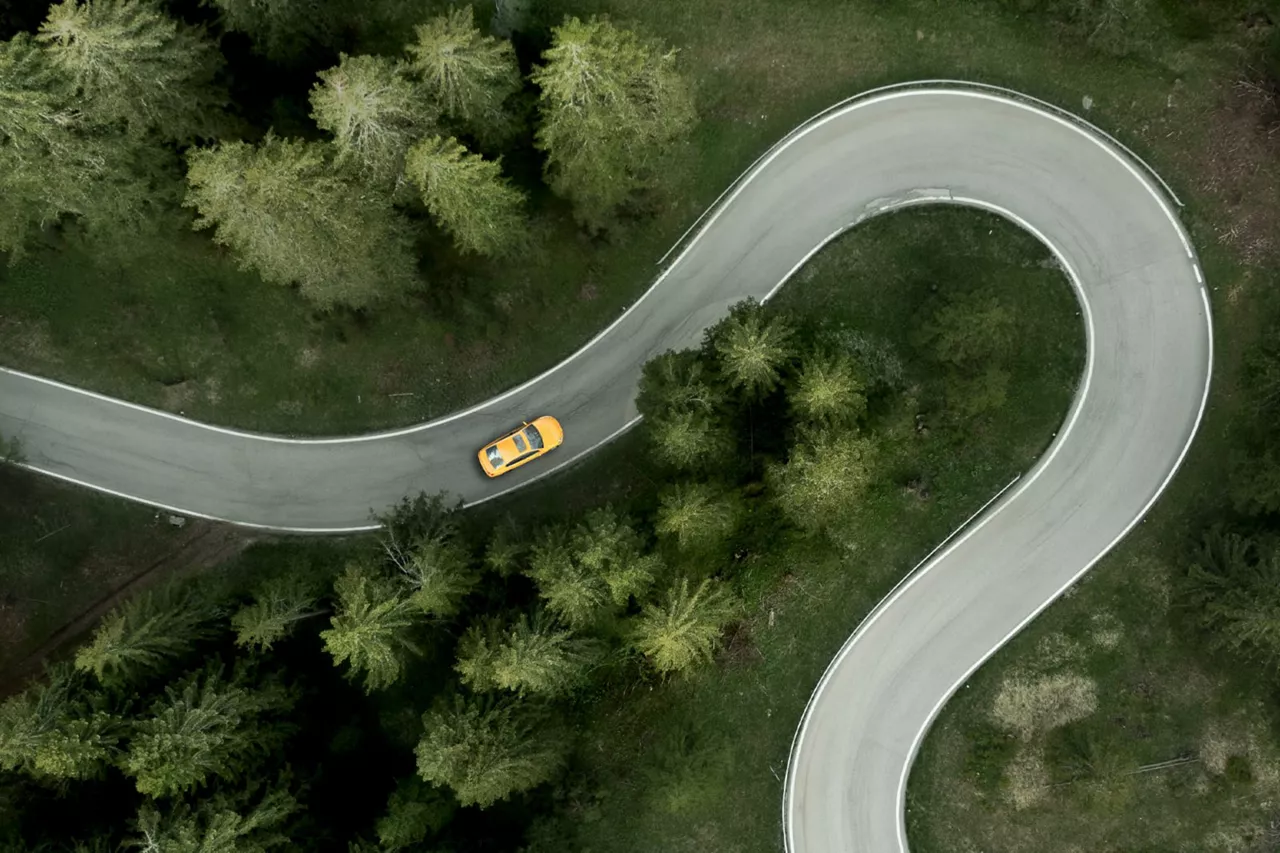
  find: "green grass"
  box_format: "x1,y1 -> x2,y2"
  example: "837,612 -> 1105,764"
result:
520,204 -> 1082,853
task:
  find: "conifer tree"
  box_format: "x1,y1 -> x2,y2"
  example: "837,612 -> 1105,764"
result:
767,428 -> 874,536
630,578 -> 736,674
414,695 -> 564,807
184,135 -> 419,309
309,53 -> 433,183
230,576 -> 322,653
38,0 -> 226,141
0,664 -> 122,781
122,665 -> 294,798
404,5 -> 522,146
654,482 -> 740,553
403,135 -> 527,258
455,612 -> 598,697
320,564 -> 423,692
74,585 -> 220,686
532,16 -> 695,230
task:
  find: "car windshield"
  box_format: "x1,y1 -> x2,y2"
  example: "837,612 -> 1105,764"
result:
512,434 -> 528,453
524,425 -> 544,450
485,445 -> 504,468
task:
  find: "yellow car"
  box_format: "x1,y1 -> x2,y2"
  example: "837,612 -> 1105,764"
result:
478,416 -> 565,478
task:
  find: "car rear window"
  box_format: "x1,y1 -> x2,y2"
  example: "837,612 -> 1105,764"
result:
485,446 -> 504,467
524,425 -> 544,450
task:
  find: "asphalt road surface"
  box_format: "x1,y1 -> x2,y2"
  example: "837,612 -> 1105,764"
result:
0,85 -> 1212,851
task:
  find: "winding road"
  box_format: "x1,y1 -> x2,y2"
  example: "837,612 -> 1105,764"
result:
0,84 -> 1212,851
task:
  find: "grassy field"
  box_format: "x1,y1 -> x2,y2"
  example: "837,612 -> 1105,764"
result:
518,204 -> 1082,853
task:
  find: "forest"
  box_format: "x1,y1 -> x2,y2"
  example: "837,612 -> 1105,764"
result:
7,0 -> 1280,851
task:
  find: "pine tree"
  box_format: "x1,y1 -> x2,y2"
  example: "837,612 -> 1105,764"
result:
630,578 -> 736,674
414,695 -> 564,807
184,135 -> 420,309
532,16 -> 695,230
455,612 -> 598,697
132,783 -> 298,853
385,532 -> 477,618
320,564 -> 423,692
635,349 -> 726,420
122,664 -> 294,798
375,777 -> 455,850
654,482 -> 740,553
74,585 -> 220,686
0,664 -> 122,781
524,511 -> 660,628
38,0 -> 226,141
482,515 -> 526,577
647,409 -> 735,472
571,508 -> 659,606
707,300 -> 795,399
403,135 -> 527,257
790,350 -> 867,426
230,576 -> 323,652
0,34 -> 154,260
767,428 -> 874,536
404,5 -> 522,146
525,533 -> 610,629
309,53 -> 434,183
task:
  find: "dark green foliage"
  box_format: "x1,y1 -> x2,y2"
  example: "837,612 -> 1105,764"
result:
131,782 -> 299,853
455,611 -> 601,697
654,482 -> 741,554
379,492 -> 478,618
636,350 -> 727,420
914,286 -> 1018,418
532,15 -> 696,231
320,563 -> 423,692
524,508 -> 660,627
1181,527 -> 1280,669
414,694 -> 566,807
703,299 -> 796,400
403,5 -> 523,147
122,663 -> 295,797
0,664 -> 123,781
629,577 -> 737,675
38,0 -> 228,142
73,583 -> 222,686
0,33 -> 160,261
231,574 -> 323,652
376,777 -> 455,850
184,135 -> 420,309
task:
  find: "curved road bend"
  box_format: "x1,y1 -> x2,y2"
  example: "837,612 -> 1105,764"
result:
0,86 -> 1212,850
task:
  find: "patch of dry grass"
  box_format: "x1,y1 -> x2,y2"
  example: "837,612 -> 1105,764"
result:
991,672 -> 1098,741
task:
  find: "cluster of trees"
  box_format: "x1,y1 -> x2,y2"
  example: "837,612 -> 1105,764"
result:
0,491 -> 744,849
0,296 -> 921,850
1,0 -> 696,307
